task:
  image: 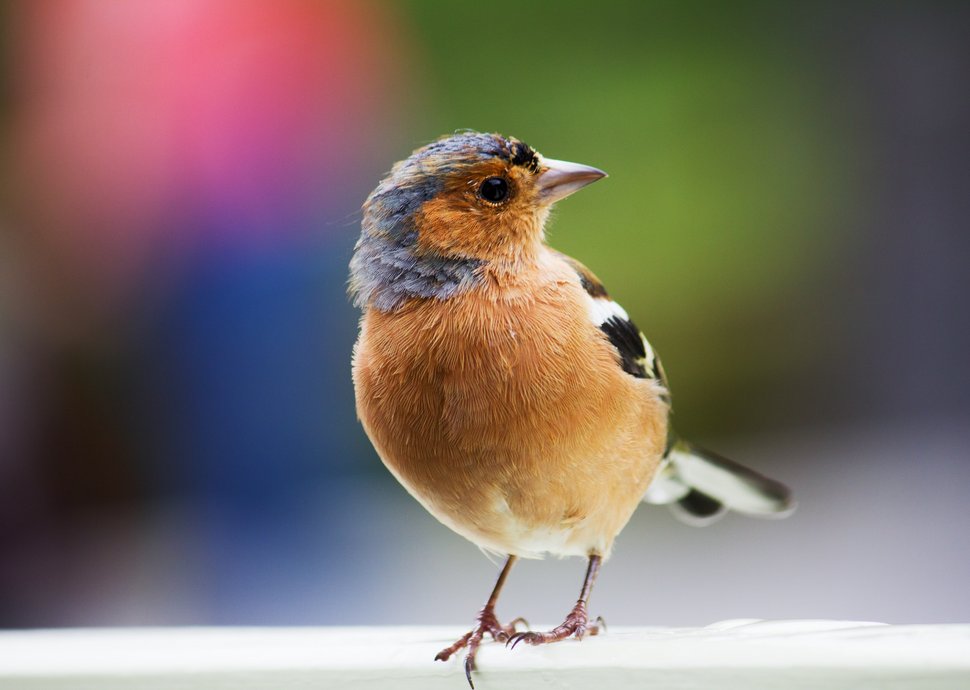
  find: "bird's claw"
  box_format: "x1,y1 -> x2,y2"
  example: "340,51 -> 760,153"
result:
506,602 -> 603,649
435,607 -> 529,689
497,616 -> 529,642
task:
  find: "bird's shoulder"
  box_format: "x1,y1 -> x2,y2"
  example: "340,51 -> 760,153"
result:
550,249 -> 669,392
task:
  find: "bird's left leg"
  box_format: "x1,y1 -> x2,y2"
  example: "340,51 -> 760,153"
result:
435,555 -> 528,687
508,553 -> 604,648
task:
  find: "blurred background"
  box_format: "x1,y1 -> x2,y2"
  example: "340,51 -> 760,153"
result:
0,0 -> 968,628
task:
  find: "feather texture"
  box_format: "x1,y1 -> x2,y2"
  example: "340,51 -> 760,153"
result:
353,250 -> 669,558
645,439 -> 795,524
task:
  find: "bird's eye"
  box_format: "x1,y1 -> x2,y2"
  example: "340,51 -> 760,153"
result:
479,177 -> 509,204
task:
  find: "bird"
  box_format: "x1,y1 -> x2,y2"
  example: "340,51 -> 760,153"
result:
349,131 -> 794,687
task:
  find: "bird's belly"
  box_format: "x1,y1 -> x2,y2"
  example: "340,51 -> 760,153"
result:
353,294 -> 668,558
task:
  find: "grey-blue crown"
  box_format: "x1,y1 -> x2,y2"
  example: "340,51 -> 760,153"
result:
349,132 -> 537,312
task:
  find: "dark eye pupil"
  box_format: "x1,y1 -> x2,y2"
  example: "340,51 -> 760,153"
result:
480,177 -> 509,203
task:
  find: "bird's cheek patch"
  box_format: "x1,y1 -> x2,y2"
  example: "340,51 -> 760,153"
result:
415,196 -> 497,258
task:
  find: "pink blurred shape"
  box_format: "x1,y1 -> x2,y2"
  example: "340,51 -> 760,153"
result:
6,0 -> 407,315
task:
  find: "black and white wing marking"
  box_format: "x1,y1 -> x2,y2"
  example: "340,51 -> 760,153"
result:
598,308 -> 664,383
554,254 -> 795,527
556,252 -> 668,392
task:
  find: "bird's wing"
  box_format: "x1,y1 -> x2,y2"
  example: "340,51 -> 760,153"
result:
556,250 -> 795,526
554,251 -> 668,390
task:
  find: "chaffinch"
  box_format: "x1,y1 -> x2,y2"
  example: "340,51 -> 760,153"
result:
350,131 -> 793,687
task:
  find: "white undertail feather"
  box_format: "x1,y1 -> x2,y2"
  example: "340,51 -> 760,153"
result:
644,439 -> 795,524
642,458 -> 690,504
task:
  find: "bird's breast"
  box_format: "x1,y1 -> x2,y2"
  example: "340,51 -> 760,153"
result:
352,270 -> 668,557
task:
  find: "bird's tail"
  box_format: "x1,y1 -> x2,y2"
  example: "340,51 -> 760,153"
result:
643,438 -> 795,526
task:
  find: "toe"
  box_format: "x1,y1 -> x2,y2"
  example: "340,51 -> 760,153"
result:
507,631 -> 538,649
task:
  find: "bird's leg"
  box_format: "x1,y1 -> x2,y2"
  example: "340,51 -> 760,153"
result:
435,555 -> 527,688
508,554 -> 604,648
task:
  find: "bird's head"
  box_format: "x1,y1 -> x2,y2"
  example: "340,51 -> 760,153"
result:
351,131 -> 606,312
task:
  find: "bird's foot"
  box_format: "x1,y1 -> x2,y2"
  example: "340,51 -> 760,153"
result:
507,601 -> 604,649
435,606 -> 528,688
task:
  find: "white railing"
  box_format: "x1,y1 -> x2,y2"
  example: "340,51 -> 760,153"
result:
1,620 -> 969,689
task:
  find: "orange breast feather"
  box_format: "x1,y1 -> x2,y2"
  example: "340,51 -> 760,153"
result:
352,255 -> 668,558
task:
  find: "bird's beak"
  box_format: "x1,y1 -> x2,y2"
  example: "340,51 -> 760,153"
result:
536,157 -> 607,204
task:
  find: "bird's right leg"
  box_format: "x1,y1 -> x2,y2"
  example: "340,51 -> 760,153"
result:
435,555 -> 527,688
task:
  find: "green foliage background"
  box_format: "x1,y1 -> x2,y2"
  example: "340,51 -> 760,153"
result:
392,0 -> 858,436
